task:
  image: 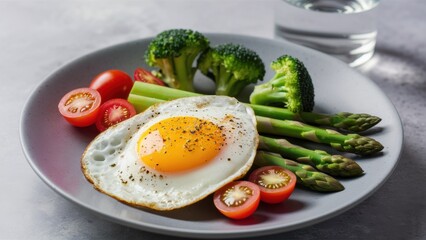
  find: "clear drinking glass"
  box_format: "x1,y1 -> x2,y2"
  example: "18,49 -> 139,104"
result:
274,0 -> 380,67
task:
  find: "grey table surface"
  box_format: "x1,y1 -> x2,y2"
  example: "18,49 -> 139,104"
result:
1,0 -> 425,239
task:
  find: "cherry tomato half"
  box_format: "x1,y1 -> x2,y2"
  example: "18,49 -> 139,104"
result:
134,67 -> 166,86
58,88 -> 101,127
249,166 -> 296,204
213,181 -> 260,220
95,98 -> 136,132
89,69 -> 133,103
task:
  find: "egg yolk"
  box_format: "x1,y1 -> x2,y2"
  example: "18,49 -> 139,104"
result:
137,116 -> 225,173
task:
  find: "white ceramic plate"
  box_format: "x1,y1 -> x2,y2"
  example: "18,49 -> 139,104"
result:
20,34 -> 403,239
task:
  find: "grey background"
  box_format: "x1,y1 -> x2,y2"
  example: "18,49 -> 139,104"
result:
1,0 -> 425,239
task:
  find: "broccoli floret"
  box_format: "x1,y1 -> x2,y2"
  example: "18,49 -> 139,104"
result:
249,55 -> 315,113
197,43 -> 265,97
145,29 -> 210,91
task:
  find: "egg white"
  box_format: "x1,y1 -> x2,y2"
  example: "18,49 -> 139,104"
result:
81,95 -> 258,210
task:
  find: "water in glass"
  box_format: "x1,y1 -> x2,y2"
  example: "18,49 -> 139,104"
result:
274,0 -> 380,67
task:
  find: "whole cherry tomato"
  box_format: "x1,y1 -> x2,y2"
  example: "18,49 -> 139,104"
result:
89,69 -> 133,103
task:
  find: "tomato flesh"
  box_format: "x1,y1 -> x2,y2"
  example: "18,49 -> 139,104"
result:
58,88 -> 101,127
95,98 -> 136,132
213,181 -> 260,219
89,69 -> 133,103
249,166 -> 296,204
134,67 -> 166,86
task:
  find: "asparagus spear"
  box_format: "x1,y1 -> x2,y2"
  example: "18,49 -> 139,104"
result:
250,104 -> 381,132
256,116 -> 383,156
129,82 -> 381,132
258,136 -> 363,177
255,151 -> 344,192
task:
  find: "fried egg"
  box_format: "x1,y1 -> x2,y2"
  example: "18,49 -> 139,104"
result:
81,96 -> 258,210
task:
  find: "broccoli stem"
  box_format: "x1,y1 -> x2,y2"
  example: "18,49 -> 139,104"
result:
256,116 -> 383,156
215,65 -> 251,97
249,74 -> 290,106
255,151 -> 344,192
258,136 -> 364,177
216,76 -> 247,96
128,82 -> 381,132
155,58 -> 178,89
171,55 -> 195,91
215,65 -> 233,95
